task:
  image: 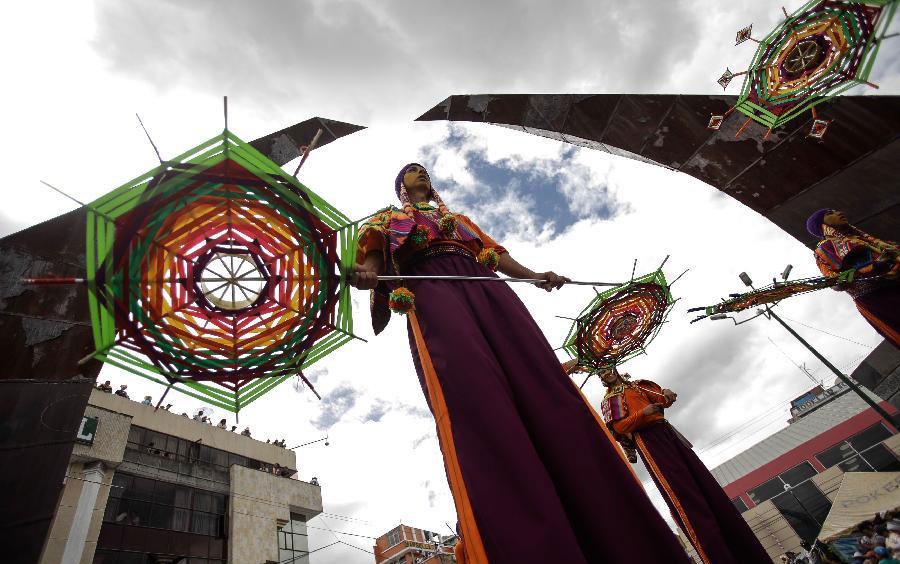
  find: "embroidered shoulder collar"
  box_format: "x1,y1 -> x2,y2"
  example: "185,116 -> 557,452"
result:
603,383 -> 627,399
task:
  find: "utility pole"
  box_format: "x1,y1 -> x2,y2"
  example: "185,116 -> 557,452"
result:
712,269 -> 898,432
763,305 -> 898,431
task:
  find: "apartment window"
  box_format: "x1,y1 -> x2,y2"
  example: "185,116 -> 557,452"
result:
278,512 -> 309,564
747,461 -> 821,505
816,423 -> 900,472
861,444 -> 900,471
98,472 -> 226,564
385,525 -> 405,547
850,423 -> 892,452
817,442 -> 856,468
124,425 -> 274,485
731,497 -> 749,513
780,462 -> 817,487
748,477 -> 785,505
771,482 -> 830,544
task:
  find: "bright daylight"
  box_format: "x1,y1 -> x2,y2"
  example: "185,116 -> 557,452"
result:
2,1 -> 900,564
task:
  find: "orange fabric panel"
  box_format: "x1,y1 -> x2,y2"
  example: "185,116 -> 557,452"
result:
409,311 -> 489,564
456,214 -> 507,256
611,387 -> 666,435
567,378 -> 644,489
454,539 -> 470,564
635,434 -> 712,564
857,301 -> 900,346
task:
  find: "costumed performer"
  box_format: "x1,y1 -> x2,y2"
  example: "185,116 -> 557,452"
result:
807,209 -> 900,347
598,366 -> 772,564
350,163 -> 693,564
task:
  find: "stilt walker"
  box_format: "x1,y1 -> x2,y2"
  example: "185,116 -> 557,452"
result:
350,164 -> 693,564
807,208 -> 900,347
598,366 -> 772,564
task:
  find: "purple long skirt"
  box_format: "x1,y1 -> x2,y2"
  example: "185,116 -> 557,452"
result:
404,254 -> 693,564
636,422 -> 771,564
855,284 -> 900,348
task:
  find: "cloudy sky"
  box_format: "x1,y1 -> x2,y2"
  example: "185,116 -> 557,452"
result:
3,1 -> 899,561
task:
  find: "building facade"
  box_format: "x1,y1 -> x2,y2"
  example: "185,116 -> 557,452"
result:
38,389 -> 322,564
373,524 -> 456,564
710,382 -> 900,562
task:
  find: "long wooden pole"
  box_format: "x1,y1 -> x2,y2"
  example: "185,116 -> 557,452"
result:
376,275 -> 622,287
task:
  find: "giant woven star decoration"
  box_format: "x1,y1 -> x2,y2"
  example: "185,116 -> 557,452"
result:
711,0 -> 897,137
562,268 -> 674,373
688,269 -> 857,322
85,130 -> 357,413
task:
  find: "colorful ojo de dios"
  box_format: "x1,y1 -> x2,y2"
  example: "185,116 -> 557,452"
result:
711,0 -> 897,138
84,129 -> 359,413
562,266 -> 675,379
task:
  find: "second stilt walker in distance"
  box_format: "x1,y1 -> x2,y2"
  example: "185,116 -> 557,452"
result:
598,366 -> 771,564
350,163 -> 693,564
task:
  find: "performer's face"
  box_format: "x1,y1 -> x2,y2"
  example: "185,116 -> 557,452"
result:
823,209 -> 848,227
599,368 -> 620,385
402,165 -> 432,199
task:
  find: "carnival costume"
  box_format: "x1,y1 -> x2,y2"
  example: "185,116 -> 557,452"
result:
807,209 -> 900,347
356,164 -> 693,564
601,376 -> 772,564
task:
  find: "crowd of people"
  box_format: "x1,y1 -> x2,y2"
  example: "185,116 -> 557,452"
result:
845,516 -> 900,564
787,512 -> 900,564
95,380 -> 290,447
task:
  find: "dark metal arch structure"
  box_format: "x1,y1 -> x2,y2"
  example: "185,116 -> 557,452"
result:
416,94 -> 900,248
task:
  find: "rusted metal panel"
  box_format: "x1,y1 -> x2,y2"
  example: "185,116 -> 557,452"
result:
522,95 -> 574,132
416,93 -> 900,248
249,117 -> 365,167
643,95 -> 733,169
766,139 -> 900,245
482,94 -> 530,125
725,97 -> 900,213
0,379 -> 94,564
0,208 -> 101,381
600,94 -> 674,155
680,116 -> 807,205
563,95 -> 623,145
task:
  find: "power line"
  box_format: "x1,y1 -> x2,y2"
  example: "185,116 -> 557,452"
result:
777,315 -> 877,349
767,337 -> 823,387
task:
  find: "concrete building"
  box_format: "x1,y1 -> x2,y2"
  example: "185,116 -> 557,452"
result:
710,381 -> 900,562
38,388 -> 322,564
373,524 -> 456,564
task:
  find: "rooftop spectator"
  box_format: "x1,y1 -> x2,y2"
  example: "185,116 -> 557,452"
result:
217,419 -> 227,429
163,404 -> 172,411
241,427 -> 251,437
876,547 -> 898,563
310,477 -> 319,486
888,521 -> 900,550
114,385 -> 129,399
97,380 -> 112,393
230,425 -> 237,432
141,395 -> 152,406
181,412 -> 189,417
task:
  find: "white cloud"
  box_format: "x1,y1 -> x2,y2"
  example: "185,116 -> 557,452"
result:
1,2 -> 897,562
